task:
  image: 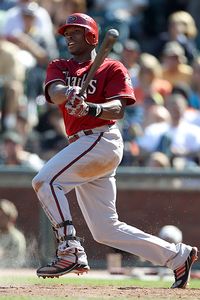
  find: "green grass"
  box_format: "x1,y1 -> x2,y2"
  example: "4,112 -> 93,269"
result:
0,275 -> 200,288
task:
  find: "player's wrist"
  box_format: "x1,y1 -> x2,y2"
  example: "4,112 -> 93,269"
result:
65,86 -> 74,101
87,103 -> 103,118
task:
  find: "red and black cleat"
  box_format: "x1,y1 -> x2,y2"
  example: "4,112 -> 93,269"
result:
171,247 -> 198,288
37,257 -> 90,278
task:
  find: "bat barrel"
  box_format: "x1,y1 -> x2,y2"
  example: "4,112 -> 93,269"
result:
107,29 -> 119,39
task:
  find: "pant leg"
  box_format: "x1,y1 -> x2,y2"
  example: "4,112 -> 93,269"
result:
32,130 -> 120,241
75,176 -> 191,270
32,128 -> 122,236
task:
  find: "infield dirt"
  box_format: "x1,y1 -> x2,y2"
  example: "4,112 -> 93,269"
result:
1,284 -> 200,299
0,269 -> 200,299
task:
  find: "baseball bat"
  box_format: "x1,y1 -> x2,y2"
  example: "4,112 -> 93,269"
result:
79,28 -> 119,96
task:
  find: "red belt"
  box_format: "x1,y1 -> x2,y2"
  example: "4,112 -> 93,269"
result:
68,129 -> 94,144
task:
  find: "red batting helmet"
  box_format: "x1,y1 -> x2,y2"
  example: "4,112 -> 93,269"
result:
58,13 -> 98,46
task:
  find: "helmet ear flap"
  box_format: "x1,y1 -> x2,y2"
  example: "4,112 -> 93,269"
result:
85,29 -> 97,45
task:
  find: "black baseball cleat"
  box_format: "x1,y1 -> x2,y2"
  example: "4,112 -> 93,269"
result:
37,257 -> 90,278
171,247 -> 198,288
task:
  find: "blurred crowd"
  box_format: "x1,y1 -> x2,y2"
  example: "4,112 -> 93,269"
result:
0,198 -> 26,268
0,0 -> 200,170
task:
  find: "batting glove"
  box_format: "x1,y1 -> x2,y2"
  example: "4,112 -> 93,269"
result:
65,86 -> 89,117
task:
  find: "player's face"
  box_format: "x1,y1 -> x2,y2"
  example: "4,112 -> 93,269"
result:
64,26 -> 92,59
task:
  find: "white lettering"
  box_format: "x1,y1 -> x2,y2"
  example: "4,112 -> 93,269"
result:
88,80 -> 97,94
71,77 -> 77,86
64,75 -> 97,94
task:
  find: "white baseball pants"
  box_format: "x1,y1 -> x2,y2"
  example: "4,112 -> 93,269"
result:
32,125 -> 192,270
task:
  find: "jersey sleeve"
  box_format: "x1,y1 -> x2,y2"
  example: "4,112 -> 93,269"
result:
104,61 -> 136,105
44,59 -> 67,103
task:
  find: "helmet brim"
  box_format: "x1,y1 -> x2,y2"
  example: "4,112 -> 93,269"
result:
58,23 -> 90,36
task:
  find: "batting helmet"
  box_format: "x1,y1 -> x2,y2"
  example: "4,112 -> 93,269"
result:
58,13 -> 98,46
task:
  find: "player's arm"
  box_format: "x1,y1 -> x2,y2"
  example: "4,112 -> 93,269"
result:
94,99 -> 127,120
48,81 -> 127,120
48,81 -> 68,105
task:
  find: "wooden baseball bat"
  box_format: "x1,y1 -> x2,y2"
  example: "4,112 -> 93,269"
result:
79,28 -> 119,96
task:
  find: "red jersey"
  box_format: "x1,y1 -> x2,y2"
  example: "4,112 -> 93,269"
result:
44,58 -> 136,136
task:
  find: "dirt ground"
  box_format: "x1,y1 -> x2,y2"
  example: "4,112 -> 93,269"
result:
0,269 -> 200,299
1,284 -> 200,299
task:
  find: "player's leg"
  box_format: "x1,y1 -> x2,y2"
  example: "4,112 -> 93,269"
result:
75,176 -> 198,287
32,127 -> 123,277
35,188 -> 89,278
32,140 -> 97,278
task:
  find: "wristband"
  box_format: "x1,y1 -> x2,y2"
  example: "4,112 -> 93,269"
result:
87,103 -> 103,117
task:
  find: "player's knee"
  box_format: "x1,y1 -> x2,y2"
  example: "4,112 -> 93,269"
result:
32,177 -> 56,209
32,176 -> 44,193
93,232 -> 111,244
92,231 -> 105,244
92,227 -> 111,244
92,219 -> 120,244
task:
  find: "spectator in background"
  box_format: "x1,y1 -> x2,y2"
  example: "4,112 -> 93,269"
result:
0,1 -> 16,33
0,131 -> 44,170
135,53 -> 172,105
171,82 -> 200,128
34,106 -> 68,160
143,0 -> 191,41
0,198 -> 26,268
89,0 -> 149,43
188,56 -> 200,109
0,1 -> 17,11
0,38 -> 26,132
187,0 -> 200,50
15,111 -> 41,155
154,10 -> 198,64
134,105 -> 171,166
121,104 -> 171,166
161,41 -> 193,87
119,39 -> 142,143
120,39 -> 141,89
2,3 -> 58,102
120,52 -> 172,166
40,0 -> 87,30
142,103 -> 171,129
136,92 -> 200,166
146,151 -> 171,169
157,94 -> 200,168
2,0 -> 55,43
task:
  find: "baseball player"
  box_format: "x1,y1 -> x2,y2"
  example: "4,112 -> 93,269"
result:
32,13 -> 198,288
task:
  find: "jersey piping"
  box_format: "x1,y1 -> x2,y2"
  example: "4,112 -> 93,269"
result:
49,132 -> 104,233
106,94 -> 136,100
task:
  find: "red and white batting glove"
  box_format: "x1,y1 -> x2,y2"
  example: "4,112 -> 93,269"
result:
65,86 -> 89,118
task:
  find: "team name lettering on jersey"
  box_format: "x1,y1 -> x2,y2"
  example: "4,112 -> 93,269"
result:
64,72 -> 97,94
45,58 -> 136,136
